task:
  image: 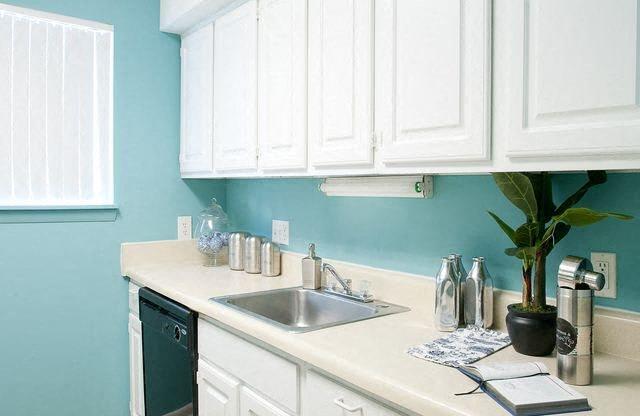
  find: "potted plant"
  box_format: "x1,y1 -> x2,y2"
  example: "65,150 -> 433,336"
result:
489,171 -> 632,356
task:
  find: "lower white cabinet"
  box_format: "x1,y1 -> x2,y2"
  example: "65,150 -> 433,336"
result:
240,387 -> 291,416
304,371 -> 402,416
195,319 -> 407,416
128,312 -> 145,416
197,360 -> 240,416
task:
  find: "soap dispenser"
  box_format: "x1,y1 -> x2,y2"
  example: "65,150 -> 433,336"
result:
302,243 -> 322,289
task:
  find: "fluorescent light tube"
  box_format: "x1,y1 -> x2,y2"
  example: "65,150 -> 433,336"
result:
319,176 -> 433,198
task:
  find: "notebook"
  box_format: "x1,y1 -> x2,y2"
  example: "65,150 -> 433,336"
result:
458,362 -> 591,416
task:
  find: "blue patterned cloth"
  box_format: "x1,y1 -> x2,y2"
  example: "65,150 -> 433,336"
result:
407,326 -> 511,368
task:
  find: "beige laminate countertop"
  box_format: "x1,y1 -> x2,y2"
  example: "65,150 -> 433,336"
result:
122,242 -> 640,416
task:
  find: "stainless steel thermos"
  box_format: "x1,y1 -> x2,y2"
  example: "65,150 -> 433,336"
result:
464,257 -> 494,329
556,256 -> 605,385
434,256 -> 459,331
450,254 -> 467,326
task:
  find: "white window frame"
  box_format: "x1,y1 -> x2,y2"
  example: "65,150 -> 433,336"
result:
0,3 -> 114,209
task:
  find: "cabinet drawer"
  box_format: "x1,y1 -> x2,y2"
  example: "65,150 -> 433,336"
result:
304,370 -> 404,416
128,282 -> 140,317
198,319 -> 298,413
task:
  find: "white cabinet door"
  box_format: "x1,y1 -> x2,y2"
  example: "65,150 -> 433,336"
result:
239,387 -> 290,416
501,0 -> 640,159
308,0 -> 374,168
257,0 -> 307,170
213,1 -> 258,172
375,0 -> 491,164
128,314 -> 145,416
197,360 -> 240,416
304,371 -> 402,416
180,23 -> 214,175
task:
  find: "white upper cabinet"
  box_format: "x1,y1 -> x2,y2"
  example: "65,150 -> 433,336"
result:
375,0 -> 492,165
180,23 -> 214,175
161,0 -> 243,34
213,0 -> 258,172
308,0 -> 374,168
257,0 -> 307,171
500,0 -> 640,159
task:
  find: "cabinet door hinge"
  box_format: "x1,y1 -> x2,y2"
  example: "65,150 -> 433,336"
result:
371,132 -> 378,150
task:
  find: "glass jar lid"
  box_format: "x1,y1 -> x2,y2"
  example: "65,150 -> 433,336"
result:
197,198 -> 229,234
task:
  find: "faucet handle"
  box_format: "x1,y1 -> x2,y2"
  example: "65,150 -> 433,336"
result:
358,280 -> 372,298
344,279 -> 352,292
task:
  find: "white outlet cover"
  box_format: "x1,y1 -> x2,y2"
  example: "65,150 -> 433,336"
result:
591,252 -> 616,298
178,216 -> 192,240
272,220 -> 289,245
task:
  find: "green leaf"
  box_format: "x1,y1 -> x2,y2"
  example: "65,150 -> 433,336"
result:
488,211 -> 516,244
553,207 -> 633,227
554,171 -> 607,216
505,247 -> 537,260
493,173 -> 538,220
542,222 -> 571,255
514,223 -> 538,247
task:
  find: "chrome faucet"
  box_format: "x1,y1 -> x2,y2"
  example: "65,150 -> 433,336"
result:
321,263 -> 373,303
322,263 -> 353,295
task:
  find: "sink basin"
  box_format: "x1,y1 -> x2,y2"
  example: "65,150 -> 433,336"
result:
211,287 -> 410,333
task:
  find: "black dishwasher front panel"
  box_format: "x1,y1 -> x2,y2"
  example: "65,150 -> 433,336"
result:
139,288 -> 197,416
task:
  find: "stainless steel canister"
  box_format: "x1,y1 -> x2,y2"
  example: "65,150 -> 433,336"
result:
243,235 -> 264,274
228,232 -> 249,270
261,240 -> 281,277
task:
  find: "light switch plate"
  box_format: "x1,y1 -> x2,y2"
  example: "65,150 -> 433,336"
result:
272,220 -> 289,245
591,252 -> 616,298
177,216 -> 192,240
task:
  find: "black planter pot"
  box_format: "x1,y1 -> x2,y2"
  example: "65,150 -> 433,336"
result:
506,304 -> 557,356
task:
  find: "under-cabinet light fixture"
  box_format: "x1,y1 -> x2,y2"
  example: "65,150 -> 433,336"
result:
319,176 -> 433,198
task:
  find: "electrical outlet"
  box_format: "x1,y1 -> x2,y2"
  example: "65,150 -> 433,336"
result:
272,220 -> 289,245
591,252 -> 616,298
177,216 -> 192,240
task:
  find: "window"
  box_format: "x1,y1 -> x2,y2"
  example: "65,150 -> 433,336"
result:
0,4 -> 113,208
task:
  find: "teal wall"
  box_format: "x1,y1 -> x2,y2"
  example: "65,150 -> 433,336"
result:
226,173 -> 640,313
0,1 -> 224,415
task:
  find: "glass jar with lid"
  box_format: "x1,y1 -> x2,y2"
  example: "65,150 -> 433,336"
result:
195,198 -> 230,266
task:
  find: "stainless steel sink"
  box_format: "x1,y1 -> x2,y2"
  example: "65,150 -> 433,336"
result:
211,287 -> 410,333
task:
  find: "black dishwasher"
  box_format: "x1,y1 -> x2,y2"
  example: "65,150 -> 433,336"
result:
139,288 -> 198,416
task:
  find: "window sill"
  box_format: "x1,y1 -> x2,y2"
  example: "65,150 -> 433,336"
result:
0,205 -> 119,223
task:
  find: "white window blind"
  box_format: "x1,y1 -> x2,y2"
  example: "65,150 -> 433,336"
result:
0,4 -> 113,207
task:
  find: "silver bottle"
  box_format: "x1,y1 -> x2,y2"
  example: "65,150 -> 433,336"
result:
449,254 -> 467,326
260,240 -> 281,277
243,235 -> 264,274
228,232 -> 249,270
301,243 -> 322,289
434,256 -> 459,332
464,257 -> 493,328
556,256 -> 605,386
